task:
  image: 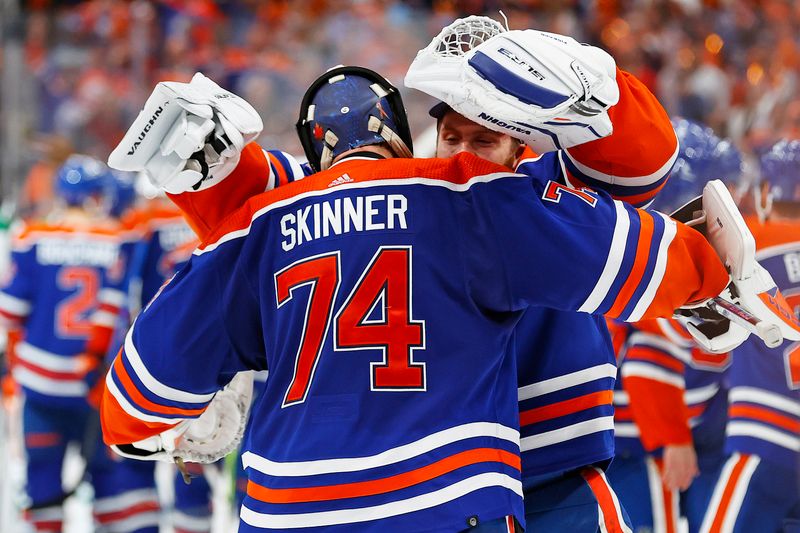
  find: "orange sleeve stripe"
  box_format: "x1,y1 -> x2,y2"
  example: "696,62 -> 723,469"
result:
247,448 -> 520,504
729,405 -> 800,433
608,210 -> 656,317
100,386 -> 176,445
112,356 -> 208,418
625,347 -> 685,374
644,223 -> 730,319
520,390 -> 613,426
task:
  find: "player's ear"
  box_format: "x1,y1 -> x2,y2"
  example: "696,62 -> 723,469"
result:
514,140 -> 526,160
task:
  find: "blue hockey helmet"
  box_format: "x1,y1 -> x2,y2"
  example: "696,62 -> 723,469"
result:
106,169 -> 137,218
650,118 -> 742,213
55,154 -> 111,208
759,139 -> 800,204
296,66 -> 413,172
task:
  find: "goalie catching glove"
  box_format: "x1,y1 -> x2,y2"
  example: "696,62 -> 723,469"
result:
108,73 -> 262,194
674,180 -> 800,352
111,371 -> 254,465
405,16 -> 619,153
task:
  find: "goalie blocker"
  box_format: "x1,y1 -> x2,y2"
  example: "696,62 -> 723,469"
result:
675,180 -> 800,352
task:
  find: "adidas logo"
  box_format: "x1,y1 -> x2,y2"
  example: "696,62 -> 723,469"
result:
328,173 -> 354,188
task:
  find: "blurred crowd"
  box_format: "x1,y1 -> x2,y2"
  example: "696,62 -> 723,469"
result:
5,0 -> 800,216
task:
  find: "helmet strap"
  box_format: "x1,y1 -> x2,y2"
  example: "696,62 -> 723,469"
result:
320,130 -> 340,171
367,116 -> 412,159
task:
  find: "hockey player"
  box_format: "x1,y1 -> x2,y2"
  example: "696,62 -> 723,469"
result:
0,156 -> 159,533
406,19 -> 681,532
98,18 -> 800,528
606,120 -> 744,533
98,57 -> 787,532
698,140 -> 800,533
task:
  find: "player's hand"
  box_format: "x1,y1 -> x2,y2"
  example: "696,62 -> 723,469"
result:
405,16 -> 620,153
661,444 -> 698,491
673,181 -> 799,351
108,73 -> 263,194
111,371 -> 254,464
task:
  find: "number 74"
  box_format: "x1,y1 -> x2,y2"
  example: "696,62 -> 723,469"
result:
274,246 -> 426,408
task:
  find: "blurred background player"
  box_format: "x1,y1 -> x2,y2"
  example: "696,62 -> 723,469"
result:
606,119 -> 744,533
0,155 -> 159,532
698,140 -> 800,533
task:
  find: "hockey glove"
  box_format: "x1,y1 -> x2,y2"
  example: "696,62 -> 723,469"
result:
674,180 -> 800,352
108,73 -> 263,194
405,16 -> 619,153
111,371 -> 254,464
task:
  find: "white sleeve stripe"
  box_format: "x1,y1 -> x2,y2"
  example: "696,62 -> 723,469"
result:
685,383 -> 720,405
105,371 -> 185,425
613,422 -> 640,437
16,342 -> 84,371
91,310 -> 117,328
518,363 -> 618,401
729,387 -> 800,417
620,362 -> 685,388
94,488 -> 158,513
0,292 -> 31,315
726,421 -> 800,451
613,390 -> 629,405
627,331 -> 692,362
98,288 -> 127,307
625,213 -> 677,322
578,201 -> 630,313
563,143 -> 680,187
13,367 -> 87,396
124,324 -> 215,403
282,150 -> 307,181
263,149 -> 277,192
520,416 -> 615,451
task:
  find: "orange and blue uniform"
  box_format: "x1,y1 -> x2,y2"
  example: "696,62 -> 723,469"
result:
101,151 -> 726,532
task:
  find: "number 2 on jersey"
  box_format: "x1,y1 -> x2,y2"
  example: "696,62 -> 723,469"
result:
56,266 -> 100,339
275,246 -> 425,407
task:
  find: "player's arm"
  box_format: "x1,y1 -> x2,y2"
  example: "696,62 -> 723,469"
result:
167,144 -> 308,240
620,322 -> 694,450
551,69 -> 677,207
407,18 -> 677,207
0,227 -> 36,330
463,165 -> 729,321
100,237 -> 262,462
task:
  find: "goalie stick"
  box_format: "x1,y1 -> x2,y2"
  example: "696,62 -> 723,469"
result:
708,297 -> 782,348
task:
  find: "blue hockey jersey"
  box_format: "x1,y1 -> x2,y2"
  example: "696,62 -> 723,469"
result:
101,153 -> 727,531
0,217 -> 127,406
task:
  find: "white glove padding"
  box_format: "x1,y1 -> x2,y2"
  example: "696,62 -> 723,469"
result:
674,180 -> 799,351
111,371 -> 254,464
108,73 -> 263,194
405,16 -> 619,153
